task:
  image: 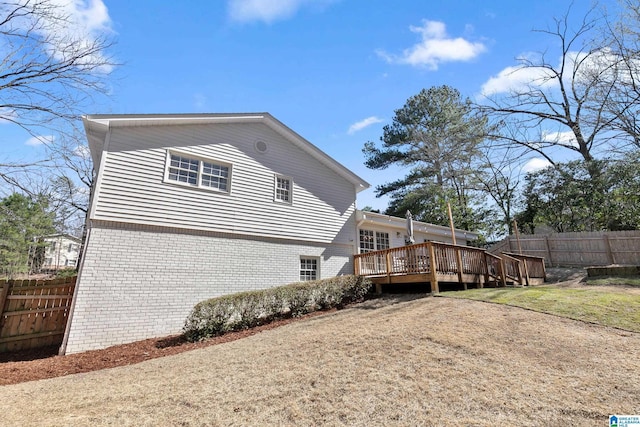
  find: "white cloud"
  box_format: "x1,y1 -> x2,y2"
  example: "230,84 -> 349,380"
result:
541,130 -> 578,148
480,47 -> 638,97
481,63 -> 557,96
25,135 -> 55,147
348,116 -> 383,135
227,0 -> 336,24
32,0 -> 114,73
521,157 -> 552,174
377,20 -> 486,70
73,144 -> 91,159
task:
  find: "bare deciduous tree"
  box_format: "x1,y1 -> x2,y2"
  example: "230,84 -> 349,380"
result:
479,4 -> 623,178
0,0 -> 115,235
0,0 -> 115,135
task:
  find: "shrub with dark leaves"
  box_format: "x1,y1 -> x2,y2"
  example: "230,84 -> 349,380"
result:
183,275 -> 372,341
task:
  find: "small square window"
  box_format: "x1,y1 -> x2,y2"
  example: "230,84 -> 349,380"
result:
275,175 -> 292,203
300,257 -> 318,281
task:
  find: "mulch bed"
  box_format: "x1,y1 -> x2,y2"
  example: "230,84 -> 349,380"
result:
0,310 -> 334,386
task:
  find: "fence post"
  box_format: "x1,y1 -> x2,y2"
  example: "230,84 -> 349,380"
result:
603,235 -> 615,265
385,251 -> 392,284
0,280 -> 10,318
545,236 -> 554,267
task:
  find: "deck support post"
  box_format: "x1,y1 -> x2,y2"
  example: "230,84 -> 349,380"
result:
428,243 -> 439,294
455,246 -> 465,289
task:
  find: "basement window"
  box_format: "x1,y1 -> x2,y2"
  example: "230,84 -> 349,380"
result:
300,257 -> 318,281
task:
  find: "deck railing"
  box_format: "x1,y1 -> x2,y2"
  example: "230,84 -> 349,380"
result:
354,242 -> 546,291
502,252 -> 547,286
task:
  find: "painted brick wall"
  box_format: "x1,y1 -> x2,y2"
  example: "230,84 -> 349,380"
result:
64,221 -> 355,354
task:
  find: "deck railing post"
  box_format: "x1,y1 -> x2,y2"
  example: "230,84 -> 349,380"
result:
516,260 -> 524,287
428,243 -> 439,293
455,246 -> 465,289
499,258 -> 507,287
385,251 -> 392,284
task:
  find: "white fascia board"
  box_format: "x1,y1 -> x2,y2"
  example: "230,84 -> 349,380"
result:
356,210 -> 479,240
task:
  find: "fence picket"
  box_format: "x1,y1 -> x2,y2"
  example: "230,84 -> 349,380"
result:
490,231 -> 640,267
0,276 -> 76,353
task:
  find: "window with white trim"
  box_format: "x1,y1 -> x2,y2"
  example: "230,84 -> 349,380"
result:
359,229 -> 389,253
300,257 -> 318,281
274,175 -> 292,203
359,229 -> 375,253
376,232 -> 390,250
166,152 -> 230,192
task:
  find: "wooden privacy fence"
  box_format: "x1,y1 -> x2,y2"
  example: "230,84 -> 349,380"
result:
354,241 -> 545,292
490,230 -> 640,267
0,276 -> 76,353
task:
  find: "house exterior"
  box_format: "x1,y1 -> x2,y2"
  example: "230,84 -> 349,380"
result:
62,113 -> 370,354
40,234 -> 81,270
355,210 -> 477,253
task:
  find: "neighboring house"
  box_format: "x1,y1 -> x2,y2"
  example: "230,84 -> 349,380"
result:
40,234 -> 81,270
356,210 -> 477,252
62,113 -> 370,354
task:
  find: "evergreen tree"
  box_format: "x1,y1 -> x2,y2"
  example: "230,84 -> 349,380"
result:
0,193 -> 55,278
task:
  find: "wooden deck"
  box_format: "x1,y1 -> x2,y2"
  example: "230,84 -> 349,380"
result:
354,242 -> 546,293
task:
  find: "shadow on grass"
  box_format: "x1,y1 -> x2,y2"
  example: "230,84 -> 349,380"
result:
352,293 -> 431,311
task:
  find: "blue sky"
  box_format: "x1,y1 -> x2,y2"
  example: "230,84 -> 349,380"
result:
4,0 -> 605,211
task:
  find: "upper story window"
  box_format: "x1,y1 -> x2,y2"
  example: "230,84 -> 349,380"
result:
166,152 -> 231,193
274,175 -> 292,203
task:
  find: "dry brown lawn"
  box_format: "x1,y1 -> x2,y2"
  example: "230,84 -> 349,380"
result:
1,294 -> 638,426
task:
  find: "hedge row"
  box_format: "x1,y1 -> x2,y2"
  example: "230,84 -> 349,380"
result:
183,275 -> 372,342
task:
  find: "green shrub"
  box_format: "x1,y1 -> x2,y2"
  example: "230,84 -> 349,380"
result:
183,275 -> 372,342
55,268 -> 78,278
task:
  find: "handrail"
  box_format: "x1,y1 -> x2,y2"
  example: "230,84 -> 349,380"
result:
502,252 -> 546,281
500,253 -> 524,286
354,241 -> 488,278
485,252 -> 506,287
354,242 -> 545,289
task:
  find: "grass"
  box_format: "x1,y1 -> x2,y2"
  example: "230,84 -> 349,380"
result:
441,284 -> 640,332
1,295 -> 639,426
586,276 -> 640,287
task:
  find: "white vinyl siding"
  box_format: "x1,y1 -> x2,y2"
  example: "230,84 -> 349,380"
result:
91,123 -> 358,245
